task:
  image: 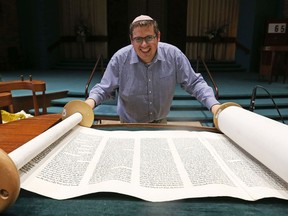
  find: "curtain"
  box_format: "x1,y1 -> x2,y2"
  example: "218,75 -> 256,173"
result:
186,0 -> 239,60
285,0 -> 288,18
59,0 -> 107,59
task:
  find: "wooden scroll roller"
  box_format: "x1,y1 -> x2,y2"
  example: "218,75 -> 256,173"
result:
213,102 -> 242,131
0,100 -> 94,213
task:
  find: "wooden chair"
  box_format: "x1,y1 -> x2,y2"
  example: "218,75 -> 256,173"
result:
0,80 -> 47,123
0,92 -> 13,123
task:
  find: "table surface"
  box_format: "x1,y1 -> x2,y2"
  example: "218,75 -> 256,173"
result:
0,114 -> 62,153
0,115 -> 214,154
1,114 -> 288,215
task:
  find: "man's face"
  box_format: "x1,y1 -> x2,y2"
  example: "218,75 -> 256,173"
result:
130,25 -> 160,64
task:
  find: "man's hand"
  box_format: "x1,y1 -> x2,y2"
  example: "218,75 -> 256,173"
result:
85,98 -> 96,109
211,104 -> 221,115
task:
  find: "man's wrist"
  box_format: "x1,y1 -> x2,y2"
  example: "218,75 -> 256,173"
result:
85,98 -> 96,109
211,104 -> 221,115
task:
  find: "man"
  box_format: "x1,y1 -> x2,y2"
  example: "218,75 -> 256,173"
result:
86,15 -> 220,123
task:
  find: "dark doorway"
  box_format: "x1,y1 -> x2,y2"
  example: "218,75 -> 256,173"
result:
107,0 -> 130,58
107,0 -> 188,58
167,0 -> 187,53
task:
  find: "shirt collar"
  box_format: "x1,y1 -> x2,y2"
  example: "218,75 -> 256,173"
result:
130,48 -> 139,64
130,43 -> 166,64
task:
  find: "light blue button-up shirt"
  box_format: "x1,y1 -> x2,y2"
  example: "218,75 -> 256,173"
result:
89,42 -> 219,123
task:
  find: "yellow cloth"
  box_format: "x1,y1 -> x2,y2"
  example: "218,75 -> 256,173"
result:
1,110 -> 26,123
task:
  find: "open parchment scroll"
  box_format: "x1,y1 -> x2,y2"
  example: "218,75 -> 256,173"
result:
10,105 -> 288,202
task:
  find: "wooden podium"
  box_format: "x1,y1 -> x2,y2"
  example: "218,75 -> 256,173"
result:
259,19 -> 288,82
260,45 -> 288,82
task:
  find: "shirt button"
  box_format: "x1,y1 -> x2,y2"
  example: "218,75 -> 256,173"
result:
150,112 -> 152,115
149,102 -> 152,104
149,91 -> 152,94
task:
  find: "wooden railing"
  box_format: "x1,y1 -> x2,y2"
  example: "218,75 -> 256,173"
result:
48,35 -> 108,53
186,36 -> 250,55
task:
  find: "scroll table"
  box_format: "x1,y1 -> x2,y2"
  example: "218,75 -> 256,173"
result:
1,114 -> 288,215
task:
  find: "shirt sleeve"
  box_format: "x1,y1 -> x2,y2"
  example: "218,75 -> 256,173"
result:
88,56 -> 120,105
176,52 -> 220,110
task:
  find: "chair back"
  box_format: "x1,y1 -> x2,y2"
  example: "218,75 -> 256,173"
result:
0,80 -> 47,119
0,92 -> 14,123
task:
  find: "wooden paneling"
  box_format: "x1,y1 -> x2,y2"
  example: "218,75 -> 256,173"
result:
59,0 -> 108,59
186,0 -> 239,60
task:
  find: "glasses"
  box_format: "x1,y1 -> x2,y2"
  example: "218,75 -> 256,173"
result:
132,35 -> 157,44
